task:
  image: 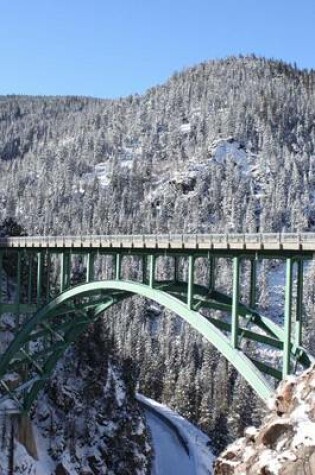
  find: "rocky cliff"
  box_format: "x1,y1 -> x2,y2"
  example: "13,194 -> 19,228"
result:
214,365 -> 315,474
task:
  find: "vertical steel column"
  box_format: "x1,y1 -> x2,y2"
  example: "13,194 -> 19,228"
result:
60,253 -> 65,293
283,257 -> 293,378
209,255 -> 215,291
142,255 -> 147,284
115,253 -> 121,280
37,252 -> 43,304
187,255 -> 194,309
27,254 -> 32,304
174,256 -> 178,282
231,256 -> 240,349
0,251 -> 2,307
16,250 -> 21,303
64,253 -> 71,290
149,255 -> 155,288
16,250 -> 21,327
249,259 -> 257,308
86,252 -> 95,283
46,251 -> 51,302
295,259 -> 303,348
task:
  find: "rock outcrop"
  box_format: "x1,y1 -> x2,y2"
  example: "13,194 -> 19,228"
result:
214,365 -> 315,475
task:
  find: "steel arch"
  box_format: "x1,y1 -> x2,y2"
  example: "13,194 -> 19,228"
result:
0,280 -> 280,412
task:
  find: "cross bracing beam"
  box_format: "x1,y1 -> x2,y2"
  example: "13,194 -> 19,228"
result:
146,281 -> 313,368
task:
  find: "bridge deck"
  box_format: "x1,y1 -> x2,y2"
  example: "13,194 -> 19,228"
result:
0,233 -> 315,252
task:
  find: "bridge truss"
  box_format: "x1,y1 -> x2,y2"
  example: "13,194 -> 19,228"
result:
0,234 -> 314,412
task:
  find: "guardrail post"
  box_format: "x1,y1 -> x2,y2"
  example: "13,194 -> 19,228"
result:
231,256 -> 240,349
187,255 -> 194,309
149,255 -> 155,288
283,257 -> 293,378
249,259 -> 257,308
86,252 -> 94,283
295,259 -> 303,348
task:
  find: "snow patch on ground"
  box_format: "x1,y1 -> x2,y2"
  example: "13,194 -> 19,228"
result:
180,123 -> 192,134
80,162 -> 110,187
209,138 -> 249,171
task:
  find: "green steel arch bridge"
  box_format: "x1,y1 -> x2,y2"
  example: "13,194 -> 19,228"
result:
0,233 -> 314,413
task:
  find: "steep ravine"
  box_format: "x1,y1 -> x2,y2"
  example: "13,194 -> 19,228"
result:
0,327 -> 152,474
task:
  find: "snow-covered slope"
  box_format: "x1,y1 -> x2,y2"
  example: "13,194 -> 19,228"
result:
138,394 -> 215,475
0,344 -> 152,474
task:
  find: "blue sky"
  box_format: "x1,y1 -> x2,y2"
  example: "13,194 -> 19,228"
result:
0,0 -> 314,98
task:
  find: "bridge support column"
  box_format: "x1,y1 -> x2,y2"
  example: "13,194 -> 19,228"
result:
231,256 -> 240,349
142,255 -> 147,284
283,257 -> 293,378
115,253 -> 121,280
174,256 -> 178,282
295,260 -> 303,348
187,255 -> 194,309
249,259 -> 257,308
86,253 -> 94,283
149,255 -> 155,288
209,255 -> 215,291
60,253 -> 64,293
16,251 -> 21,326
46,252 -> 51,302
37,252 -> 43,304
27,254 -> 33,304
60,253 -> 70,293
0,251 -> 2,313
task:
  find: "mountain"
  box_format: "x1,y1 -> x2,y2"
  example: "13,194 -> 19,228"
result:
0,55 -> 315,236
1,55 -> 315,461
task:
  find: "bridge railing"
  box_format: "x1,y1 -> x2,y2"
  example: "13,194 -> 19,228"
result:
1,233 -> 315,250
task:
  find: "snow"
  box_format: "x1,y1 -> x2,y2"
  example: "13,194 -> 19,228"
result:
81,162 -> 110,187
138,394 -> 215,475
259,449 -> 282,474
209,139 -> 249,171
291,402 -> 315,447
145,410 -> 194,475
180,123 -> 191,134
292,420 -> 315,447
244,426 -> 258,438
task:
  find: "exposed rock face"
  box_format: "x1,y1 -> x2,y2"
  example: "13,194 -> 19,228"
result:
214,365 -> 315,475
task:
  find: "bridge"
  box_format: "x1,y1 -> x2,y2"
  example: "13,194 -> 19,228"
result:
0,233 -> 314,413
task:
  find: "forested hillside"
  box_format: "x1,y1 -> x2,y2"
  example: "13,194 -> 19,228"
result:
1,55 -> 315,454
